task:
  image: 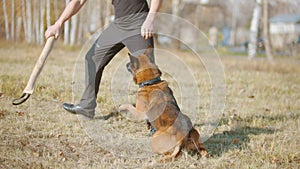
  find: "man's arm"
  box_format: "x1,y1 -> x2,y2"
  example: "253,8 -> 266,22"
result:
149,0 -> 162,14
141,0 -> 162,39
45,0 -> 87,39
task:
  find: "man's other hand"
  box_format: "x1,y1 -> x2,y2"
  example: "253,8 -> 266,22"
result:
45,23 -> 62,40
141,16 -> 154,40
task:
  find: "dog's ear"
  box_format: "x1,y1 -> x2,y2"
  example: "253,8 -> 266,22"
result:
128,53 -> 139,64
128,53 -> 134,63
126,62 -> 133,75
144,45 -> 153,57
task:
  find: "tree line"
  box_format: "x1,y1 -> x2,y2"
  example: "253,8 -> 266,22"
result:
1,0 -> 112,45
1,0 -> 299,61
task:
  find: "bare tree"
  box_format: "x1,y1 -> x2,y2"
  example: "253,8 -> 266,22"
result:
172,0 -> 182,48
33,0 -> 39,43
78,2 -> 90,45
77,8 -> 85,45
70,14 -> 78,46
11,0 -> 15,41
26,0 -> 32,43
2,0 -> 10,40
40,0 -> 46,44
46,0 -> 51,28
53,0 -> 59,20
172,0 -> 180,17
89,0 -> 101,33
64,0 -> 70,45
262,0 -> 273,62
99,0 -> 104,28
16,17 -> 22,41
230,0 -> 239,46
22,0 -> 28,42
248,0 -> 261,59
104,0 -> 111,28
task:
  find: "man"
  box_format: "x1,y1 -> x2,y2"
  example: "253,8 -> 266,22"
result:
45,0 -> 162,118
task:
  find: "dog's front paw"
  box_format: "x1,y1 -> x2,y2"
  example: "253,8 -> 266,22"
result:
118,104 -> 130,113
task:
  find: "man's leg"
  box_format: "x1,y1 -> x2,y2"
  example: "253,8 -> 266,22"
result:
79,42 -> 125,114
63,42 -> 124,118
122,33 -> 155,63
63,23 -> 126,118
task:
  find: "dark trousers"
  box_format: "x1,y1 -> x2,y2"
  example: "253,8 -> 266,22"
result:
79,22 -> 154,114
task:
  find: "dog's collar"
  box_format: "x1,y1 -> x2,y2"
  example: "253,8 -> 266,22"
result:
139,77 -> 162,88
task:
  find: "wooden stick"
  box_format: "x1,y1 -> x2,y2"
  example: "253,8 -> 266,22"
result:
12,36 -> 55,105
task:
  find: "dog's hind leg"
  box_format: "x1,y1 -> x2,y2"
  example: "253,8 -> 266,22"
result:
157,144 -> 181,163
150,131 -> 178,154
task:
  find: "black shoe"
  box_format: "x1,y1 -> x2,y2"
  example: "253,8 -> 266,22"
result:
62,103 -> 94,119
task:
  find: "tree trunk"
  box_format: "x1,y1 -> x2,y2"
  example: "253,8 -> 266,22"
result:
26,0 -> 32,43
262,0 -> 273,62
89,0 -> 101,33
33,0 -> 39,43
82,4 -> 89,43
40,0 -> 45,44
11,0 -> 15,41
2,0 -> 10,40
172,0 -> 182,49
16,17 -> 22,41
99,0 -> 104,28
104,0 -> 111,28
172,0 -> 180,19
22,0 -> 28,42
230,0 -> 239,46
77,9 -> 84,45
248,0 -> 261,59
70,14 -> 78,46
64,0 -> 70,45
54,0 -> 59,20
46,0 -> 51,28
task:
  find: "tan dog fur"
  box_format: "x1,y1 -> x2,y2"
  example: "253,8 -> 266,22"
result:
118,48 -> 207,159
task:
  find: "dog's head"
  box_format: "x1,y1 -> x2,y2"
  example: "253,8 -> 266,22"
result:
127,47 -> 161,84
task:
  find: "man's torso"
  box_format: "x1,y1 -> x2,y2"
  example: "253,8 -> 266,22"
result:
112,0 -> 149,18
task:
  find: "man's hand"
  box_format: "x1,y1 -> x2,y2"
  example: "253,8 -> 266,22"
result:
45,23 -> 62,40
141,0 -> 162,39
45,0 -> 87,40
141,15 -> 155,40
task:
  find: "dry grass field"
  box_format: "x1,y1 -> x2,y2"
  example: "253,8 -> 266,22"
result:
0,41 -> 299,168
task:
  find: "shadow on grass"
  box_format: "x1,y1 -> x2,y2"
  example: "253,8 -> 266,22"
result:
94,110 -> 120,120
94,109 -> 279,158
204,126 -> 275,157
94,104 -> 136,120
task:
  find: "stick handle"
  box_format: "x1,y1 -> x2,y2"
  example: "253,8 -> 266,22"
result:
23,36 -> 55,94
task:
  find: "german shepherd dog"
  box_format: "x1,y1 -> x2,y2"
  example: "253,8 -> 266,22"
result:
118,48 -> 207,159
